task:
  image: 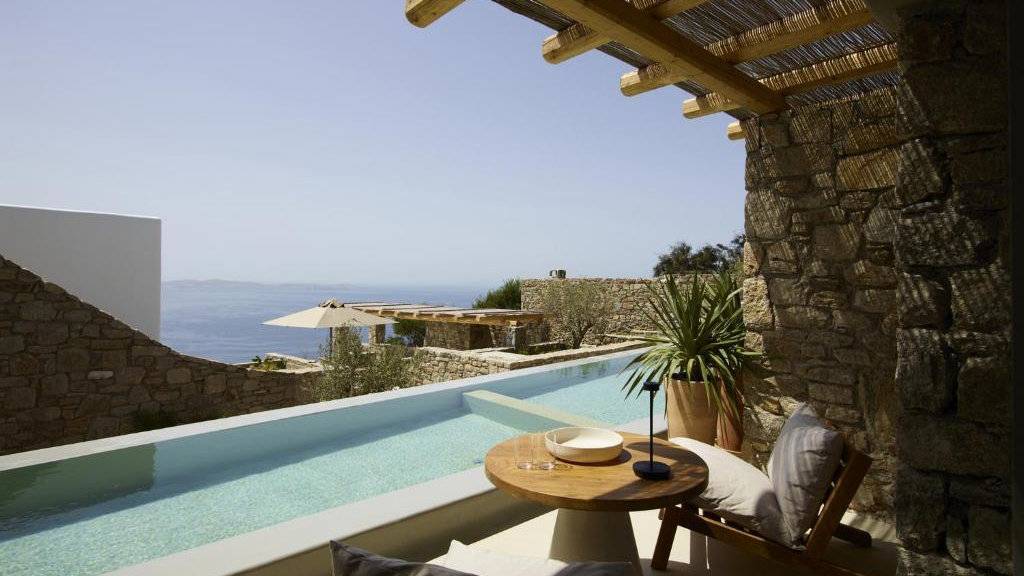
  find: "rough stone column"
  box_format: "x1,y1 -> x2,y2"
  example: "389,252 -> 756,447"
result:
889,1 -> 1011,574
741,87 -> 900,516
509,323 -> 530,353
367,324 -> 386,345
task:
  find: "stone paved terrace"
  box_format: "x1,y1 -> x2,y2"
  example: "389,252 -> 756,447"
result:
457,508 -> 899,576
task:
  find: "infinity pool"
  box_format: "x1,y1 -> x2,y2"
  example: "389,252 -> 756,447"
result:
0,351 -> 646,576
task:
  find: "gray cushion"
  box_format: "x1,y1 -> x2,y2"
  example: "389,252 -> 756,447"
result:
767,403 -> 844,547
436,540 -> 632,576
331,541 -> 472,576
331,541 -> 633,576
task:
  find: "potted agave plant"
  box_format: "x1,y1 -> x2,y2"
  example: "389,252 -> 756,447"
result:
621,271 -> 755,449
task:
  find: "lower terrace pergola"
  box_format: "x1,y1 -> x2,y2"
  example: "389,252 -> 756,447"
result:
346,302 -> 545,351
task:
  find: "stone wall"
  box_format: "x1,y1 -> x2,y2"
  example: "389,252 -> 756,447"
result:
521,276 -> 701,346
412,341 -> 647,386
0,254 -> 316,455
740,1 -> 1010,572
424,322 -> 499,350
740,87 -> 900,517
888,1 -> 1011,574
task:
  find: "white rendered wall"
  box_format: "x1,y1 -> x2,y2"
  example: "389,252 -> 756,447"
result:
0,205 -> 161,338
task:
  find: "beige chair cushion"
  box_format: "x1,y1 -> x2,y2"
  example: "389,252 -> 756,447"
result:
767,403 -> 844,547
670,437 -> 789,546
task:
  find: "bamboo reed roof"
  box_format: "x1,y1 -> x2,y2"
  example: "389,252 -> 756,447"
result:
405,0 -> 900,138
345,302 -> 545,326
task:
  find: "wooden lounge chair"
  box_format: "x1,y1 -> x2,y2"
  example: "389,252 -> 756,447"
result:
651,441 -> 874,576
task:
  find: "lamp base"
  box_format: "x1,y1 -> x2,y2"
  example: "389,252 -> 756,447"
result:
633,460 -> 671,480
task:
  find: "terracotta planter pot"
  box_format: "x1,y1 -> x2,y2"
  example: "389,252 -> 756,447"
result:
716,376 -> 744,452
665,375 -> 718,444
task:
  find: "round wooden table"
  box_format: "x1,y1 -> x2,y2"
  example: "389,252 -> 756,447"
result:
484,432 -> 708,575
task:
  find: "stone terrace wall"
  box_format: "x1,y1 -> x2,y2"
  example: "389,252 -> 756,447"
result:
889,1 -> 1011,574
521,276 -> 701,346
741,87 -> 901,516
412,341 -> 646,386
0,254 -> 316,455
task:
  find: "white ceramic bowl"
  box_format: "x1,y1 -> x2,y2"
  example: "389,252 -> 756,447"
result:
544,427 -> 624,464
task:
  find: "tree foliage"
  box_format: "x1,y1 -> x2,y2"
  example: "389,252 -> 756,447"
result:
312,328 -> 420,401
538,281 -> 614,349
473,278 -> 521,310
653,233 -> 745,276
392,318 -> 426,346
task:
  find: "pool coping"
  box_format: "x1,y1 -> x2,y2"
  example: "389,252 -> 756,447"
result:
0,348 -> 646,472
104,412 -> 667,576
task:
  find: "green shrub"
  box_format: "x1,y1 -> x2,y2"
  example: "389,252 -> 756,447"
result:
393,318 -> 426,346
312,328 -> 421,402
473,278 -> 521,309
249,355 -> 287,370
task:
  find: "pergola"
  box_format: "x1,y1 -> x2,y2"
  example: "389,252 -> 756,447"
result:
404,0 -> 897,139
346,302 -> 544,327
346,302 -> 544,350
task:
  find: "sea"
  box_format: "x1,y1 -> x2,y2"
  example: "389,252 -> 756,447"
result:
160,280 -> 487,364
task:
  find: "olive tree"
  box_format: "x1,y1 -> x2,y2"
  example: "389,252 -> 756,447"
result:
312,328 -> 420,401
538,281 -> 614,349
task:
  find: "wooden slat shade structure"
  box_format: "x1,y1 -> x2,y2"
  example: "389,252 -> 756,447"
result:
540,0 -> 785,114
346,302 -> 544,327
542,0 -> 710,64
405,0 -> 466,28
620,0 -> 874,96
682,43 -> 898,118
404,0 -> 900,139
726,121 -> 745,140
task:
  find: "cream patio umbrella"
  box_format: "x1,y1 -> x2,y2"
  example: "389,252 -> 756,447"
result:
263,299 -> 395,355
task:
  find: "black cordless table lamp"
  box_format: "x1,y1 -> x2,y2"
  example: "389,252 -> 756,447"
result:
633,380 -> 671,480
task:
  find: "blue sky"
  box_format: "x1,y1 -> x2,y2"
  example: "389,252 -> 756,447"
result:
0,1 -> 744,285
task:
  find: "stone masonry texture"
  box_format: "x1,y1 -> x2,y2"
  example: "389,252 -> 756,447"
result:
0,254 -> 316,455
891,1 -> 1010,574
741,1 -> 1010,573
742,87 -> 899,519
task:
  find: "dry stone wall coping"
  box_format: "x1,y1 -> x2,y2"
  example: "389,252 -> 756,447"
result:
411,341 -> 647,385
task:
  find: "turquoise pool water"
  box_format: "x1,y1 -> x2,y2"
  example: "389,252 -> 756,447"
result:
505,354 -> 663,424
0,352 -> 647,576
1,409 -> 519,576
522,369 -> 665,424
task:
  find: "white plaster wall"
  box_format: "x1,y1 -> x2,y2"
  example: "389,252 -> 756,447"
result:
0,205 -> 161,338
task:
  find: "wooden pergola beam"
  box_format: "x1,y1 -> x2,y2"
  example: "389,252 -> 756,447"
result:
620,0 -> 874,96
540,0 -> 785,114
405,0 -> 466,28
683,43 -> 898,118
726,121 -> 745,140
349,302 -> 545,326
542,0 -> 709,64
